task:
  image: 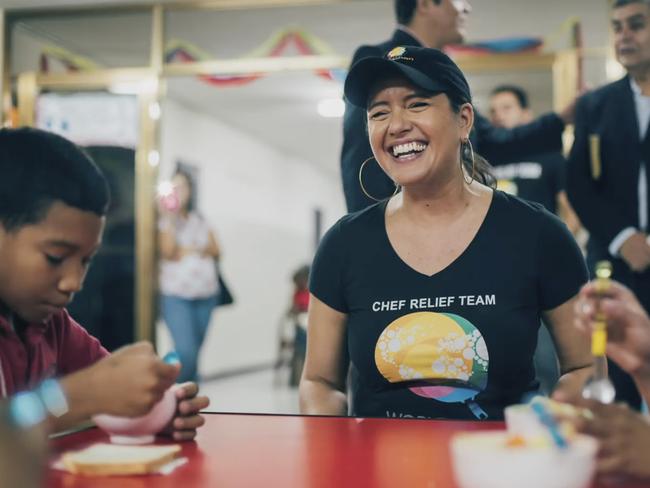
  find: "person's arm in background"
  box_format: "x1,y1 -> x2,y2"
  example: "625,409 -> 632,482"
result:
553,151 -> 583,237
159,212 -> 217,261
557,191 -> 582,237
473,109 -> 566,164
203,230 -> 220,260
299,295 -> 348,415
566,95 -> 650,272
158,207 -> 182,261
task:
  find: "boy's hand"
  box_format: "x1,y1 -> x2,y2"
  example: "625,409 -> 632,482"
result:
96,342 -> 180,417
162,382 -> 210,441
572,400 -> 650,478
84,342 -> 180,417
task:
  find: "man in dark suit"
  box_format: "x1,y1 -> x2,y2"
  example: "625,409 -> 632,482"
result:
567,0 -> 650,410
341,0 -> 574,212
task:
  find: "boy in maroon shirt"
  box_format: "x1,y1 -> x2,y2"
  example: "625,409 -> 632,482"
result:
0,127 -> 208,438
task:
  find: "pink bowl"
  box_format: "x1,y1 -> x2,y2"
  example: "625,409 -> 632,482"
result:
92,386 -> 178,444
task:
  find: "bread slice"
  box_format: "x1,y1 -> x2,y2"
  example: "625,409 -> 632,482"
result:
62,443 -> 182,476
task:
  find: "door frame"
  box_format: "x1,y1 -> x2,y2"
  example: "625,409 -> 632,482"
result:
17,68 -> 162,344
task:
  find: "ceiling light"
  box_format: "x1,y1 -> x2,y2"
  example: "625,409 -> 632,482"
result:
148,150 -> 160,167
317,98 -> 344,118
149,102 -> 161,120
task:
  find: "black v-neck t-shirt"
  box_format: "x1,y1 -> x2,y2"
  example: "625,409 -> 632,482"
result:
310,191 -> 587,420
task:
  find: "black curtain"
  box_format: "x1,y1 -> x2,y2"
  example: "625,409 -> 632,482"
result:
67,146 -> 135,351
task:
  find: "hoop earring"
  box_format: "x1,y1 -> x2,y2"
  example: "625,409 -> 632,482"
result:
358,157 -> 400,202
461,139 -> 476,185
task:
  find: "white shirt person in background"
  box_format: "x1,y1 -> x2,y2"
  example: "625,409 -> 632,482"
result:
159,169 -> 221,383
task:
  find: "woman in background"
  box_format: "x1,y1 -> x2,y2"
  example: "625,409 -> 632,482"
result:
159,169 -> 220,383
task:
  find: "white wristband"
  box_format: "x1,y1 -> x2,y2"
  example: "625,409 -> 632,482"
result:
38,379 -> 69,418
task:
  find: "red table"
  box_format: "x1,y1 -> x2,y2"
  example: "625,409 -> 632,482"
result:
47,413 -> 650,488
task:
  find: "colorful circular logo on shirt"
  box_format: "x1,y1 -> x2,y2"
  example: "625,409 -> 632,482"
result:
374,312 -> 489,403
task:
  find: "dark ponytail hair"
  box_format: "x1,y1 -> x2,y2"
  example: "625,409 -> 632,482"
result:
447,94 -> 496,189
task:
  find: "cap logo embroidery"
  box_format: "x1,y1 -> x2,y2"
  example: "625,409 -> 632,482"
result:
387,47 -> 406,59
386,46 -> 414,63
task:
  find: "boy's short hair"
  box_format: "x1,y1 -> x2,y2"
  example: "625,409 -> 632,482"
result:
490,84 -> 530,109
0,127 -> 110,231
394,0 -> 442,25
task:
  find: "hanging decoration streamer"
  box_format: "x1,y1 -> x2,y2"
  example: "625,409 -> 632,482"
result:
165,27 -> 347,86
40,26 -> 347,86
40,45 -> 101,73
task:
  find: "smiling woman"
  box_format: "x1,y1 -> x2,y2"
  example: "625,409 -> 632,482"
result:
350,47 -> 493,195
299,46 -> 594,421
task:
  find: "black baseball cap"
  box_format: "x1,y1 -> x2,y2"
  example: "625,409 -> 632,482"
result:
344,46 -> 472,108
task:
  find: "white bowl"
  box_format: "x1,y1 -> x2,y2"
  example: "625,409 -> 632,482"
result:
450,431 -> 597,488
505,404 -> 551,439
92,386 -> 178,445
